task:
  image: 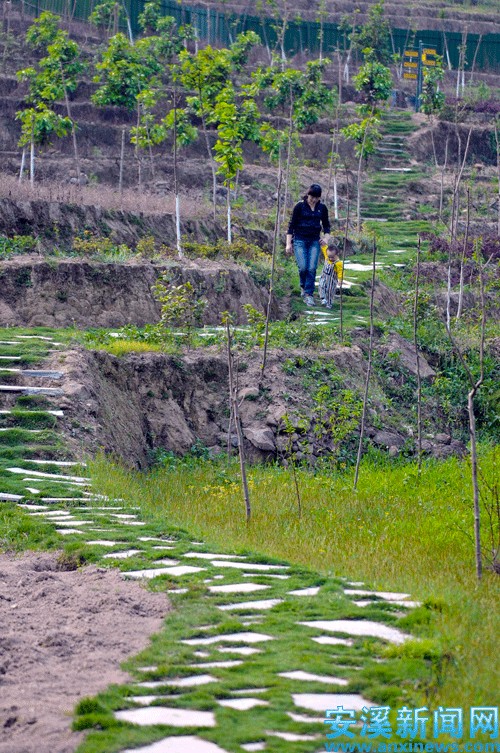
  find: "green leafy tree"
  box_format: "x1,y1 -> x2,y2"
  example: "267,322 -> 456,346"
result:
210,84 -> 260,242
178,31 -> 260,218
252,58 -> 334,220
16,105 -> 72,185
16,13 -> 84,183
351,1 -> 392,64
89,0 -> 124,39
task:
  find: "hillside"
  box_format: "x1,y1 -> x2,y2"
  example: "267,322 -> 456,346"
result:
0,6 -> 498,753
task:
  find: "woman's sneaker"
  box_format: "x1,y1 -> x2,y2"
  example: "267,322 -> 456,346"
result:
321,298 -> 327,306
305,295 -> 315,306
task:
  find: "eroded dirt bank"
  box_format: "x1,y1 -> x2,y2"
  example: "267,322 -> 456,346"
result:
55,341 -> 463,468
0,256 -> 279,328
0,551 -> 169,753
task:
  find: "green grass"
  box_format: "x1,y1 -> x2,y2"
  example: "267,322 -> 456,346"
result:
88,447 -> 500,710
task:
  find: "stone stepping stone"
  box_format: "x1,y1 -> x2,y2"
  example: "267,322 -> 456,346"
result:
25,487 -> 41,494
219,698 -> 269,711
182,632 -> 274,647
387,249 -> 407,254
19,370 -> 63,378
139,536 -> 173,542
279,670 -> 348,686
16,335 -> 54,341
267,731 -> 318,742
86,540 -> 119,546
293,693 -> 375,712
137,666 -> 158,672
231,688 -> 268,695
29,510 -> 72,517
111,513 -> 137,519
42,497 -> 90,502
212,561 -> 287,572
219,599 -> 282,611
209,583 -> 269,594
155,558 -> 180,566
217,647 -> 261,656
52,520 -> 90,527
151,545 -> 175,550
287,712 -> 323,723
184,552 -> 246,560
344,589 -> 411,600
115,708 -> 216,728
242,573 -> 289,579
18,503 -> 48,510
120,737 -> 229,753
0,356 -> 21,360
288,587 -> 320,596
23,459 -> 85,466
56,528 -> 85,535
299,619 -> 410,644
193,651 -> 210,658
102,550 -> 141,559
0,427 -> 43,432
312,636 -> 354,647
138,674 -> 216,688
0,340 -> 21,344
166,588 -> 188,595
188,660 -> 243,669
23,477 -> 88,487
129,695 -> 164,705
242,744 -> 266,752
7,467 -> 90,483
124,565 -> 203,579
0,386 -> 63,395
0,492 -> 24,501
118,520 -> 146,526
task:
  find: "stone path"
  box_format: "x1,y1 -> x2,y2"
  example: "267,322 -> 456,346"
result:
0,330 -> 422,753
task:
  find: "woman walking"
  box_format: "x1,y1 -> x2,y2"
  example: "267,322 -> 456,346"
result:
285,183 -> 331,306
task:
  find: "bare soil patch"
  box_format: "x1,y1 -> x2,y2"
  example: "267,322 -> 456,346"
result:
0,550 -> 170,753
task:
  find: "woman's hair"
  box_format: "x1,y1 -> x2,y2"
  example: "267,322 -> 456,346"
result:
303,183 -> 322,200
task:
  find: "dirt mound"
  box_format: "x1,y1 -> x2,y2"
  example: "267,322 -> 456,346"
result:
0,550 -> 169,753
0,255 -> 280,328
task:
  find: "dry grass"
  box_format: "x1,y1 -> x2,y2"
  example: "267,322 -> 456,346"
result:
0,173 -> 211,219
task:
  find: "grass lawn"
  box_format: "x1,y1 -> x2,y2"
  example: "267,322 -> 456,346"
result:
88,446 -> 499,711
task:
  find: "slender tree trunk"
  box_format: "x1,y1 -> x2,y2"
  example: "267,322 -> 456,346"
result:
339,197 -> 350,342
494,119 -> 500,237
29,136 -> 35,186
439,135 -> 449,224
173,83 -> 182,258
225,318 -> 251,522
469,34 -> 482,84
226,182 -> 232,243
19,148 -> 26,183
456,187 -> 471,320
200,110 -> 217,221
60,66 -> 80,183
118,126 -> 125,200
261,155 -> 282,382
353,236 -> 377,489
469,383 -> 482,579
281,92 -> 294,225
413,237 -> 423,474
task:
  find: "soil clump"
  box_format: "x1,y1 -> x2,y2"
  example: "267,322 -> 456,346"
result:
0,550 -> 169,753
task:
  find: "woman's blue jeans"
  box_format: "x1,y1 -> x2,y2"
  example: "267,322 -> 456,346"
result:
293,238 -> 320,295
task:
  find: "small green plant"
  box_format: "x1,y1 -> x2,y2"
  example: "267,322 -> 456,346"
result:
0,235 -> 37,258
152,277 -> 207,346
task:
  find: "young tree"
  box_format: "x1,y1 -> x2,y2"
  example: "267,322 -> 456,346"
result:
350,0 -> 392,65
211,84 -> 260,242
16,105 -> 72,185
178,31 -> 260,218
341,51 -> 393,229
17,13 -> 84,183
